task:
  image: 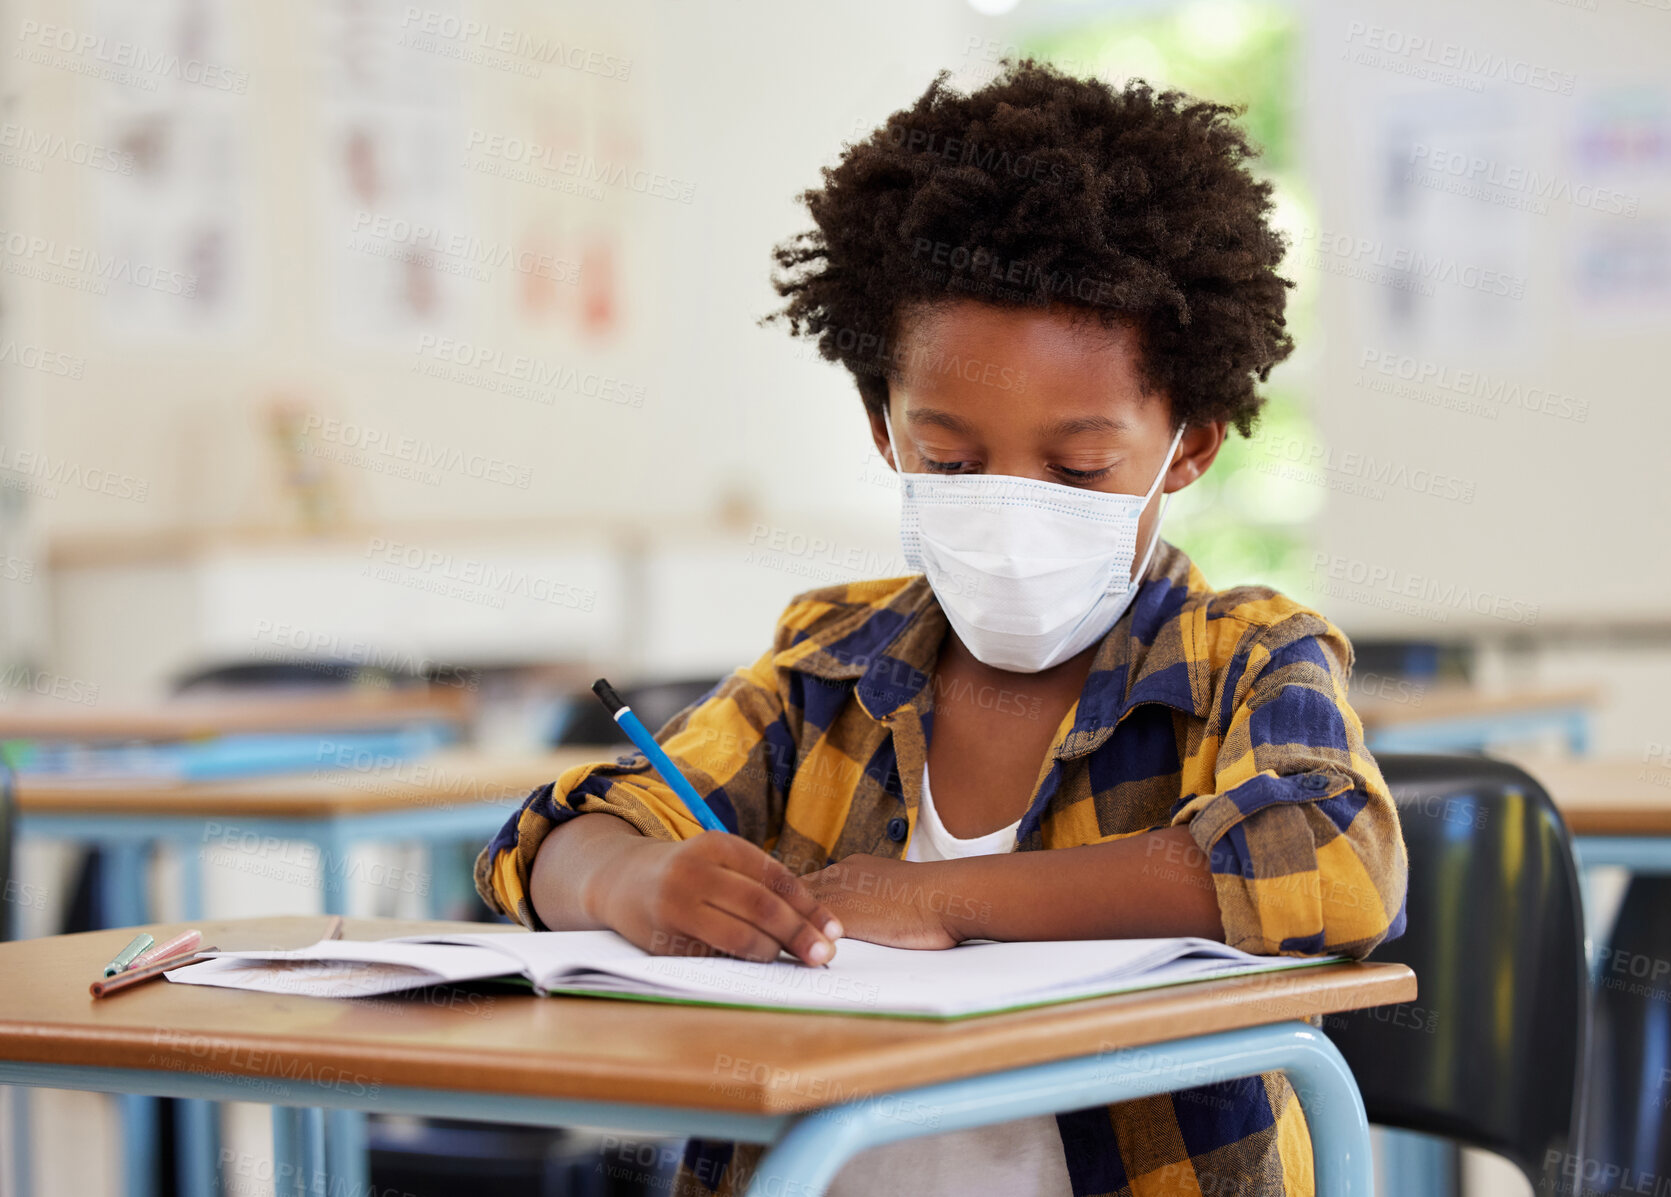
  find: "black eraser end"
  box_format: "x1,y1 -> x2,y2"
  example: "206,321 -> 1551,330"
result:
591,678 -> 626,714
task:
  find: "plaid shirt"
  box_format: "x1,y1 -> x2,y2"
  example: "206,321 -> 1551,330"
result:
476,539 -> 1408,1197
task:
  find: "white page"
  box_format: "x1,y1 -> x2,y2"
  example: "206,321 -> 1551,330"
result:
166,932 -> 1334,1015
166,940 -> 518,998
397,932 -> 1312,1016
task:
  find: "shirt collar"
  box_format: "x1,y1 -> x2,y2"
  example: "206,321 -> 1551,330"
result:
774,540 -> 1213,737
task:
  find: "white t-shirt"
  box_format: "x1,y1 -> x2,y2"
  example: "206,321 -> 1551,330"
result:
825,766 -> 1075,1197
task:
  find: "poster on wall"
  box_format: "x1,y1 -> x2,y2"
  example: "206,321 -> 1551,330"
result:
1567,85 -> 1671,330
94,0 -> 253,340
1373,89 -> 1536,359
316,0 -> 471,345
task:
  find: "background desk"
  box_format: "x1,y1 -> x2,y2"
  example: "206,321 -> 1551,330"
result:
1356,684 -> 1598,755
1496,751 -> 1671,987
14,746 -> 610,922
0,687 -> 476,742
1502,753 -> 1671,847
1,917 -> 1416,1197
9,751 -> 614,1197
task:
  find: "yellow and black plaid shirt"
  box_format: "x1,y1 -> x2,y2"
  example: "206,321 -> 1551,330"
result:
477,539 -> 1408,1197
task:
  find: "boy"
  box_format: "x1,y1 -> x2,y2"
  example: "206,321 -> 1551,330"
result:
478,60 -> 1407,1197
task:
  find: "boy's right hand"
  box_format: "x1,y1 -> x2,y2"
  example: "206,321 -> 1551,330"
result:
592,832 -> 844,967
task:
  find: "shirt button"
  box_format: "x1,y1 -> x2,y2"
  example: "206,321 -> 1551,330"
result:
886,817 -> 908,842
1300,774 -> 1331,791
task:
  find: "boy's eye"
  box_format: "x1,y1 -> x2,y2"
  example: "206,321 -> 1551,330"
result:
923,457 -> 979,474
1053,465 -> 1114,485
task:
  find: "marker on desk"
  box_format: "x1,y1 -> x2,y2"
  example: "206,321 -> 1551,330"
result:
91,947 -> 217,998
128,930 -> 200,971
591,679 -> 729,834
103,933 -> 154,977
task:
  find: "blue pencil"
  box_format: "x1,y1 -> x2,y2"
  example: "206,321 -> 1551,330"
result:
591,679 -> 729,834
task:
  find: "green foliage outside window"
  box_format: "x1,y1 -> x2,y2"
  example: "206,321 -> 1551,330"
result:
1025,2 -> 1326,602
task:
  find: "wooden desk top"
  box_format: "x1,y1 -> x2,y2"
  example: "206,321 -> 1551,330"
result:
14,748 -> 616,819
1498,753 -> 1671,836
1353,683 -> 1599,729
0,918 -> 1416,1114
0,687 -> 474,742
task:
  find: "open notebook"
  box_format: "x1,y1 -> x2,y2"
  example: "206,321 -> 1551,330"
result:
164,932 -> 1341,1020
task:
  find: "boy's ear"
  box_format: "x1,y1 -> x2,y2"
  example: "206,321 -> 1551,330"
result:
867,402 -> 897,471
1164,421 -> 1228,495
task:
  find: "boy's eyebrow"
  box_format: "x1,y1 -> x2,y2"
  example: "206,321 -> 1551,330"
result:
1043,414 -> 1132,438
905,407 -> 976,434
905,408 -> 1133,437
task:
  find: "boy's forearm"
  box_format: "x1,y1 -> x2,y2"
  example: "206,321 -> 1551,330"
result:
527,812 -> 654,931
931,826 -> 1226,942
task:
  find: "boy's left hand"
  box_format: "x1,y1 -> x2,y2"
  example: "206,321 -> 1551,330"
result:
801,854 -> 962,950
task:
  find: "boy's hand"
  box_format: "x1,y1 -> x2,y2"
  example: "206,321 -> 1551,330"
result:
591,831 -> 843,967
801,854 -> 961,950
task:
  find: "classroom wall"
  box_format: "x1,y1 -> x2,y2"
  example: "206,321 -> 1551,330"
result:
1294,0 -> 1668,632
0,0 -> 1003,700
2,0 -> 1666,704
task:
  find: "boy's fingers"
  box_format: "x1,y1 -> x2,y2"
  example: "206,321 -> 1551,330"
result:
683,905 -> 785,964
714,836 -> 845,942
763,866 -> 844,944
703,870 -> 835,967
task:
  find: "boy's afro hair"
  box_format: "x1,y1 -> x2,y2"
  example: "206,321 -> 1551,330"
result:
767,59 -> 1294,436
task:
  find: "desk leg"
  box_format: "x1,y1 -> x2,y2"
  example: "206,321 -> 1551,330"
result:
178,840 -> 205,923
301,1108 -> 327,1197
175,1098 -> 219,1197
325,1109 -> 368,1197
6,1086 -> 33,1197
742,1021 -> 1372,1197
272,1106 -> 297,1197
118,1093 -> 159,1197
273,1106 -> 329,1197
1566,710 -> 1591,757
100,842 -> 150,929
102,844 -> 160,1197
318,829 -> 349,918
1377,1127 -> 1457,1197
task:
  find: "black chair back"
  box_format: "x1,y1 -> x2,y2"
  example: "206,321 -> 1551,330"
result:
1585,874 -> 1671,1192
1324,753 -> 1588,1193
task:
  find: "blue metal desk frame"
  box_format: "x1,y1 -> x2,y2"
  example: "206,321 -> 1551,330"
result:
3,1019 -> 1376,1197
11,802 -> 513,1197
17,803 -> 514,924
1364,705 -> 1591,757
1573,835 -> 1671,985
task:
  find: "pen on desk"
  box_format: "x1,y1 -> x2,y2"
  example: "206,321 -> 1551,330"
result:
90,947 -> 217,998
324,915 -> 345,941
591,679 -> 729,833
103,933 -> 154,977
128,930 -> 200,971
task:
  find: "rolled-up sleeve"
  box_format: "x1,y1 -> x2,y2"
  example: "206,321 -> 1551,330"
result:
473,646 -> 799,928
1171,612 -> 1408,959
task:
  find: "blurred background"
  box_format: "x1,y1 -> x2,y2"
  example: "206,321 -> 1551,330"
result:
0,0 -> 1665,1194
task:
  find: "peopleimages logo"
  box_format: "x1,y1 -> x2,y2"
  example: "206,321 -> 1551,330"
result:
298,414 -> 532,490
0,338 -> 84,378
0,229 -> 196,295
413,334 -> 645,408
15,19 -> 250,92
397,9 -> 633,81
0,122 -> 133,174
1312,552 -> 1540,626
363,537 -> 597,611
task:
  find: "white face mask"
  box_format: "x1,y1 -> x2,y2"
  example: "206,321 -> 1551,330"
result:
884,409 -> 1184,674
